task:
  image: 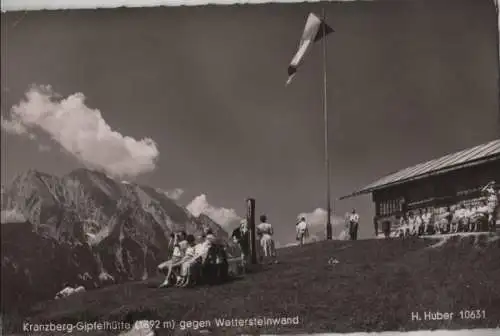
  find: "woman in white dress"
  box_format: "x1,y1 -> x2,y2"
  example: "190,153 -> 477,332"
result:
257,215 -> 278,264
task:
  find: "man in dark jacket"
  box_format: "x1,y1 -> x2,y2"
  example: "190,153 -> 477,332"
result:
348,209 -> 359,241
231,219 -> 251,272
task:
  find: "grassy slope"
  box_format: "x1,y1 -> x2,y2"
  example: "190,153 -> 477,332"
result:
7,234 -> 500,335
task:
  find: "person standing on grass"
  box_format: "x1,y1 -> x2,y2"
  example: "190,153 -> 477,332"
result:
257,214 -> 278,264
232,219 -> 251,272
296,216 -> 308,246
348,209 -> 359,241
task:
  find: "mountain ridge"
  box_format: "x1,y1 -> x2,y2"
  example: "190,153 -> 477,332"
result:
1,167 -> 237,312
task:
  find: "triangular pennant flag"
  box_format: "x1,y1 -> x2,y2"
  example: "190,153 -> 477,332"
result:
286,12 -> 334,86
314,21 -> 335,42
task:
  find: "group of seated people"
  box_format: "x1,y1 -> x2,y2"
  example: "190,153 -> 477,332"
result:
392,182 -> 498,238
394,198 -> 497,239
157,228 -> 228,288
395,203 -> 490,238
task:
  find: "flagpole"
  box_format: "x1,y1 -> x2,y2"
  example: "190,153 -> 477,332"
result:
322,7 -> 333,240
495,0 -> 500,132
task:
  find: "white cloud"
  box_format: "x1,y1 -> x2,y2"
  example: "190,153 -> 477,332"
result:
4,85 -> 159,178
296,208 -> 347,241
1,115 -> 38,140
298,207 -> 344,229
187,194 -> 241,230
1,115 -> 29,135
163,188 -> 184,200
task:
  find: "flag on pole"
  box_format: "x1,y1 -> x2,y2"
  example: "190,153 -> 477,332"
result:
286,12 -> 334,86
495,0 -> 500,57
495,0 -> 500,46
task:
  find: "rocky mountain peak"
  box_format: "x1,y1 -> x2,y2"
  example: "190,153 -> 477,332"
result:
1,168 -> 239,312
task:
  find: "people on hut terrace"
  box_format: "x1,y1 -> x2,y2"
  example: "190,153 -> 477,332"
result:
483,181 -> 498,230
415,210 -> 424,235
453,204 -> 467,233
408,211 -> 419,236
389,182 -> 498,238
476,200 -> 490,231
440,206 -> 453,234
399,213 -> 408,238
422,208 -> 434,235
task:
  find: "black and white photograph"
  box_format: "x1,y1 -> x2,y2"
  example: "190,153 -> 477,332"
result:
1,0 -> 500,335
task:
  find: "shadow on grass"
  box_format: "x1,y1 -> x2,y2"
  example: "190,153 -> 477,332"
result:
144,274 -> 246,289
